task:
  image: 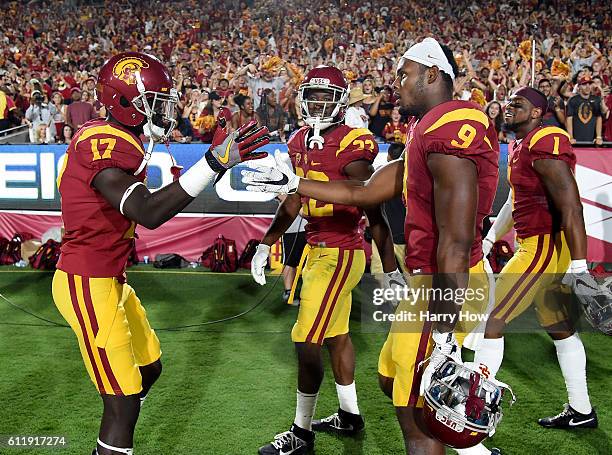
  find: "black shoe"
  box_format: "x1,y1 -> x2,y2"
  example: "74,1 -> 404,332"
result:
311,408 -> 365,436
258,424 -> 314,455
538,404 -> 598,429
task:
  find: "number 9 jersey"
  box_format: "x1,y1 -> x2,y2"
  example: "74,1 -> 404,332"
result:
287,125 -> 378,250
56,119 -> 147,279
403,100 -> 500,272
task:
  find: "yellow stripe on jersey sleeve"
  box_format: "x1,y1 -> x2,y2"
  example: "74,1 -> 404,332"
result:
336,128 -> 373,156
483,136 -> 493,150
528,126 -> 570,151
76,125 -> 144,156
424,108 -> 490,135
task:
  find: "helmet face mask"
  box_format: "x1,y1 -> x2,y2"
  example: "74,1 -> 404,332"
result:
423,360 -> 515,449
299,85 -> 348,130
298,65 -> 349,149
132,87 -> 179,142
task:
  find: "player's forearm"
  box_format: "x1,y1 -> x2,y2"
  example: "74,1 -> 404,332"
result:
129,182 -> 195,230
560,206 -> 588,260
261,194 -> 301,246
297,178 -> 368,207
366,208 -> 397,273
486,191 -> 513,242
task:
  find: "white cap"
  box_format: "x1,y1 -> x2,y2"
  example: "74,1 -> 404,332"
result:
400,37 -> 455,81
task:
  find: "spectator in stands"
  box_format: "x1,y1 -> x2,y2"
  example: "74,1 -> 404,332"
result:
344,87 -> 369,129
65,88 -> 96,131
25,90 -> 58,143
570,41 -> 602,75
195,91 -> 232,142
538,78 -> 566,128
485,101 -> 506,143
361,78 -> 378,114
383,106 -> 409,144
51,92 -> 66,141
369,86 -> 394,140
62,125 -> 74,144
566,76 -> 604,145
231,94 -> 260,131
0,85 -> 17,133
257,88 -> 285,142
236,62 -> 289,110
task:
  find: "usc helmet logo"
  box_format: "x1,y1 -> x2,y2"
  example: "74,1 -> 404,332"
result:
112,57 -> 150,86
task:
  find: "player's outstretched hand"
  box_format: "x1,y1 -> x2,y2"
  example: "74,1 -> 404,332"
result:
251,243 -> 270,285
205,118 -> 270,172
562,264 -> 612,335
241,151 -> 300,195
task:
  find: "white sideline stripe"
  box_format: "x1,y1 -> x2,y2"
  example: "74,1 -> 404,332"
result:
0,209 -> 273,218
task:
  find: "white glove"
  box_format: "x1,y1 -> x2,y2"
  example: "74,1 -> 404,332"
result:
419,330 -> 462,396
382,268 -> 408,310
482,237 -> 495,258
562,259 -> 612,335
241,151 -> 300,195
251,243 -> 270,285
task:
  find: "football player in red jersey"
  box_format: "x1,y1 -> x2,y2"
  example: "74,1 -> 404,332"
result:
475,87 -> 600,429
244,39 -> 501,454
52,52 -> 269,455
249,65 -> 399,455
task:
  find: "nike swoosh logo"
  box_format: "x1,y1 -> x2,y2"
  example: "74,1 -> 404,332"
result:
569,417 -> 595,426
576,278 -> 598,291
389,279 -> 404,287
255,174 -> 289,186
217,139 -> 233,164
427,54 -> 439,60
311,161 -> 321,166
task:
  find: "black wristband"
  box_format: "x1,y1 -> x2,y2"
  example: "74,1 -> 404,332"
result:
205,150 -> 226,173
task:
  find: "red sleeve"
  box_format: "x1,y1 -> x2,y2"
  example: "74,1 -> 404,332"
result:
423,119 -> 490,166
287,127 -> 306,168
7,95 -> 16,110
73,131 -> 145,185
528,128 -> 575,167
336,130 -> 378,172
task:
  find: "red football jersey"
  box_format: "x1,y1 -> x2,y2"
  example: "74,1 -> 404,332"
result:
57,119 -> 147,278
403,100 -> 499,272
508,126 -> 575,238
288,124 -> 378,249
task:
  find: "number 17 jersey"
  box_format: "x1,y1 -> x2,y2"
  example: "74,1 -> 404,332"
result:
57,119 -> 147,278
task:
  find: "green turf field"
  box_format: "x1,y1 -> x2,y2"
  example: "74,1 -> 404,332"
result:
0,268 -> 610,454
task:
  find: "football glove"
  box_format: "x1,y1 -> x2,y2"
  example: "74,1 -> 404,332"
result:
419,330 -> 462,396
205,118 -> 270,172
562,260 -> 612,335
251,243 -> 270,286
241,151 -> 300,195
382,268 -> 408,310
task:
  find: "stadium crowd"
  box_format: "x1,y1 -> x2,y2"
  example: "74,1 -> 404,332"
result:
0,0 -> 610,144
